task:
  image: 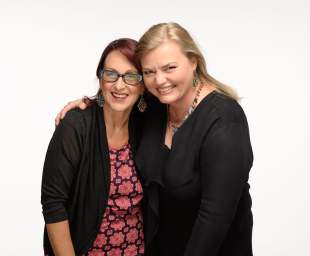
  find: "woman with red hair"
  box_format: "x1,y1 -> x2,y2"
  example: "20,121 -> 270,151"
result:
41,38 -> 146,256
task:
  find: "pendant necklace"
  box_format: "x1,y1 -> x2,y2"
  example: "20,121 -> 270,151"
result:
167,83 -> 203,135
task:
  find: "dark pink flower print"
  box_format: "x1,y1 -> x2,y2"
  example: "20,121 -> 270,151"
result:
100,219 -> 109,232
109,183 -> 117,195
110,232 -> 125,246
115,197 -> 130,209
87,143 -> 144,255
111,220 -> 125,231
93,233 -> 107,248
126,215 -> 138,227
107,248 -> 122,256
110,166 -> 117,179
135,182 -> 143,193
124,244 -> 138,256
128,159 -> 134,167
118,165 -> 132,178
118,181 -> 133,195
109,153 -> 117,164
138,243 -> 145,254
118,149 -> 129,161
127,228 -> 139,243
131,194 -> 143,205
88,248 -> 106,256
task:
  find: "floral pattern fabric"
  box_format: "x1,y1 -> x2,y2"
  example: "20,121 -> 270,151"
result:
87,143 -> 144,256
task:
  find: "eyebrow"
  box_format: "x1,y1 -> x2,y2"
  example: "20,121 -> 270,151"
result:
162,62 -> 177,69
104,67 -> 138,73
143,62 -> 177,70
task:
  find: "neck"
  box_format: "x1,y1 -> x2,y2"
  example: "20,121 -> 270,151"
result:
103,105 -> 130,147
168,86 -> 197,123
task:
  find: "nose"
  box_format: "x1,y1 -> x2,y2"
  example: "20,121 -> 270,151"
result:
155,70 -> 167,85
114,76 -> 126,90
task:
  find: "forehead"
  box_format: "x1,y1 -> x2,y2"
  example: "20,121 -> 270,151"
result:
141,40 -> 188,68
105,50 -> 137,72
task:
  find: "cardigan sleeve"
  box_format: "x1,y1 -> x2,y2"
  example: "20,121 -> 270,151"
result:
184,120 -> 253,255
41,114 -> 82,224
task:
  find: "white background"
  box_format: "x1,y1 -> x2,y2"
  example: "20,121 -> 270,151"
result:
0,0 -> 309,255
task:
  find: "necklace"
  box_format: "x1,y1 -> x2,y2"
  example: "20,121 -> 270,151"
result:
167,83 -> 203,134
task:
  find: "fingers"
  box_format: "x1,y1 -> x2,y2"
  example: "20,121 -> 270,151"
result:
54,98 -> 89,126
54,99 -> 84,126
55,112 -> 62,126
54,102 -> 71,126
79,100 -> 87,110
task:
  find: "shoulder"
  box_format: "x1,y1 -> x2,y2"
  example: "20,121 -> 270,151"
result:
209,91 -> 248,126
60,104 -> 97,132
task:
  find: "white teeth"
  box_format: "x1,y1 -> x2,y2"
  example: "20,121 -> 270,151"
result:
111,92 -> 128,99
158,86 -> 174,94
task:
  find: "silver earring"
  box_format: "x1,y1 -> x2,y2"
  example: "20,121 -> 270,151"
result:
96,92 -> 104,107
137,95 -> 147,112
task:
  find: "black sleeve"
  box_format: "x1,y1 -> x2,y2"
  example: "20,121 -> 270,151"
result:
41,116 -> 82,224
184,121 -> 252,255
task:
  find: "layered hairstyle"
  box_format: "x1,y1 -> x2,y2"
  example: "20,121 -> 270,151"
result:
135,22 -> 239,100
96,38 -> 140,79
84,38 -> 140,104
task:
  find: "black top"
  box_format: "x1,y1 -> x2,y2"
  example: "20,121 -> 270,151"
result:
41,104 -> 143,255
136,91 -> 253,256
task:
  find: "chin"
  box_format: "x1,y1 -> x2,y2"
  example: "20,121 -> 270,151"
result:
104,101 -> 133,113
157,93 -> 179,105
111,105 -> 133,112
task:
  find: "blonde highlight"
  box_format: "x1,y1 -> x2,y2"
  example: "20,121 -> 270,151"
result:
135,22 -> 239,101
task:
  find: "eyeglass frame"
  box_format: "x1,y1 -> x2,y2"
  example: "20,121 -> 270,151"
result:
98,68 -> 143,86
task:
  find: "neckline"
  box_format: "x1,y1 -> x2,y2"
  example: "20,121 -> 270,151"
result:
109,142 -> 130,152
167,83 -> 204,134
163,90 -> 217,150
168,90 -> 216,131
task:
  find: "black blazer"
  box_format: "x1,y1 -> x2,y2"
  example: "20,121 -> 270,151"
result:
41,104 -> 143,255
136,91 -> 254,256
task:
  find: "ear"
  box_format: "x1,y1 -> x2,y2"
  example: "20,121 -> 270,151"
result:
99,79 -> 106,93
189,56 -> 198,71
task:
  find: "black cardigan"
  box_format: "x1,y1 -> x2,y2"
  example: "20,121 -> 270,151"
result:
135,91 -> 254,256
41,104 -> 143,255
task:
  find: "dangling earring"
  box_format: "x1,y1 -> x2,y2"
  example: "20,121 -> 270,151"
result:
192,71 -> 198,88
96,91 -> 104,107
137,94 -> 147,112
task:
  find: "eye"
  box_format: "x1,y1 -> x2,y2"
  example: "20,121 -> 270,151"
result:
102,69 -> 118,82
165,65 -> 177,72
125,73 -> 139,81
106,70 -> 117,77
143,70 -> 155,76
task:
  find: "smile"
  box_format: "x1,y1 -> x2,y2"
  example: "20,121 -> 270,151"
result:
111,92 -> 129,99
157,85 -> 175,95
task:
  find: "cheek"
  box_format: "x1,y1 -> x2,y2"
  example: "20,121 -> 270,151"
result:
100,82 -> 110,93
143,79 -> 155,92
178,69 -> 193,85
130,87 -> 143,99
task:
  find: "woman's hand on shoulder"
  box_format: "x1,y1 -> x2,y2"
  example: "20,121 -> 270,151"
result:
55,98 -> 87,126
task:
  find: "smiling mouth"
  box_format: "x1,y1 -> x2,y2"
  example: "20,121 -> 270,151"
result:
111,92 -> 129,99
157,85 -> 175,95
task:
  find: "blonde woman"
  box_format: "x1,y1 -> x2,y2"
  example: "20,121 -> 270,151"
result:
56,23 -> 253,256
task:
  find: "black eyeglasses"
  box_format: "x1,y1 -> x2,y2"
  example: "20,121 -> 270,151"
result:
99,69 -> 143,86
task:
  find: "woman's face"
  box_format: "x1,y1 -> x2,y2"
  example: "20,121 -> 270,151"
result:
101,50 -> 144,113
141,40 -> 197,105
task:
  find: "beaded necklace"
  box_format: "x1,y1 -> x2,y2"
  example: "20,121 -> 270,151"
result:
167,83 -> 203,134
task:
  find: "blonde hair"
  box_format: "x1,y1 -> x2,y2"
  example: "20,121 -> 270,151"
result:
135,22 -> 239,101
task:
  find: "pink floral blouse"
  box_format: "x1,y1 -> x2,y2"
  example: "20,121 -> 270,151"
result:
87,143 -> 144,256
